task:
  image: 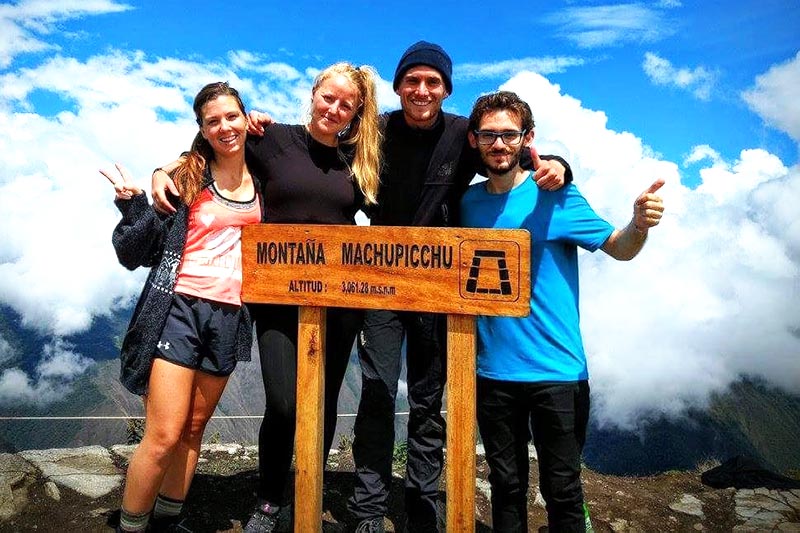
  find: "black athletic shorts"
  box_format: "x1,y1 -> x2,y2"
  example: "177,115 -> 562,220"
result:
155,292 -> 241,376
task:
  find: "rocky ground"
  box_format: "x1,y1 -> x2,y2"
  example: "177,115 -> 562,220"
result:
1,442 -> 798,532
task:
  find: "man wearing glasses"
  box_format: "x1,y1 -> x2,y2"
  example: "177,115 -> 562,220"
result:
460,91 -> 664,532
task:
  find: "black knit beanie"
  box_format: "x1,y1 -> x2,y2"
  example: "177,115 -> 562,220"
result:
393,41 -> 453,94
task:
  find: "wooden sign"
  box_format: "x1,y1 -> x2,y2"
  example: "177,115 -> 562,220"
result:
242,224 -> 530,317
241,223 -> 531,533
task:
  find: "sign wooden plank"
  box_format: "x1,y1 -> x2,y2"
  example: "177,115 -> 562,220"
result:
242,224 -> 530,317
446,314 -> 477,532
293,307 -> 325,533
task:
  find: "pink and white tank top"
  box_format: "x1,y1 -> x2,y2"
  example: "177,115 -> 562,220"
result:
174,183 -> 261,305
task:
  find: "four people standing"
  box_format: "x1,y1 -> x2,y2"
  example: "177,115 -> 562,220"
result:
109,42 -> 663,533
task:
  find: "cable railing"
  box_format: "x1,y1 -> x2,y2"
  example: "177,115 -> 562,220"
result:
0,411 -> 432,420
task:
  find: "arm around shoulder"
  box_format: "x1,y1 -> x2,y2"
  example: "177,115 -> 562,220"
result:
524,147 -> 572,190
540,155 -> 572,184
151,157 -> 185,215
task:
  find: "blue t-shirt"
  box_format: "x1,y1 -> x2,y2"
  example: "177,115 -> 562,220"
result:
460,174 -> 614,382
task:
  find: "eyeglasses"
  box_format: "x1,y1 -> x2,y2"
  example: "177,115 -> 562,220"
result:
473,130 -> 527,146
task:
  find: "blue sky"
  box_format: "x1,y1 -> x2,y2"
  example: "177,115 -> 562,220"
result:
0,1 -> 799,427
7,0 -> 799,182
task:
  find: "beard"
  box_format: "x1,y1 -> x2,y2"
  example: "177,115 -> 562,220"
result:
482,146 -> 524,175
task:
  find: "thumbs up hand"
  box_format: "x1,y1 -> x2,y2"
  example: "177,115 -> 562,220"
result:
633,178 -> 665,233
531,146 -> 566,191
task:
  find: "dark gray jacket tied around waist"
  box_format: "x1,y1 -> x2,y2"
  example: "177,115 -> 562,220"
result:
111,169 -> 258,396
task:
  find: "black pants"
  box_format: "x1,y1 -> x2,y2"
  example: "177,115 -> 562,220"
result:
252,304 -> 363,504
348,309 -> 447,527
477,378 -> 590,533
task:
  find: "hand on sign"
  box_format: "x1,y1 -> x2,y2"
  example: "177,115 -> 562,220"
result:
99,163 -> 143,201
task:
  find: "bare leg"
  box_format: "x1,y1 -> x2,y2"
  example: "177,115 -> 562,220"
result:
121,359 -> 196,515
159,370 -> 229,499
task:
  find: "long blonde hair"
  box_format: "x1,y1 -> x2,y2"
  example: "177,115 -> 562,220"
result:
311,63 -> 382,205
172,82 -> 247,206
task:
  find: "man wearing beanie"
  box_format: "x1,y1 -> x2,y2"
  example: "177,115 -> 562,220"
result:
393,41 -> 453,94
349,41 -> 572,533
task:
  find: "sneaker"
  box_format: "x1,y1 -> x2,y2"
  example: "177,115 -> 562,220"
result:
243,509 -> 280,533
354,517 -> 385,533
166,523 -> 192,533
149,517 -> 192,532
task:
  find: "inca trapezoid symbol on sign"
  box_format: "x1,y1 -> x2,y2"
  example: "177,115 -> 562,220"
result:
459,240 -> 521,302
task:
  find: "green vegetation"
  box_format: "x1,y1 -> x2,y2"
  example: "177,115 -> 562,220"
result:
338,433 -> 354,454
126,418 -> 144,444
393,441 -> 408,466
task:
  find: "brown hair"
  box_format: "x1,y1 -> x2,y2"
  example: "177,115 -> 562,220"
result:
172,82 -> 246,205
468,91 -> 535,133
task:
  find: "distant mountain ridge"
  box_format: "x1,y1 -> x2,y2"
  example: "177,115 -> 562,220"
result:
1,306 -> 798,476
584,378 -> 800,475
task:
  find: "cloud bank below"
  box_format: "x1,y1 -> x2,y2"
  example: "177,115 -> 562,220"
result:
0,39 -> 797,426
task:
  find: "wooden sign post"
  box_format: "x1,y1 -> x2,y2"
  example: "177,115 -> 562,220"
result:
243,224 -> 530,532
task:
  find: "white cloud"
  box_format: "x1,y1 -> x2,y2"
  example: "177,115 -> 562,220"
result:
643,52 -> 715,100
0,369 -> 39,404
501,71 -> 799,430
551,4 -> 675,49
742,51 -> 800,142
36,339 -> 94,379
455,57 -> 585,81
0,0 -> 131,69
694,148 -> 788,205
0,339 -> 93,406
684,144 -> 723,166
0,43 -> 401,342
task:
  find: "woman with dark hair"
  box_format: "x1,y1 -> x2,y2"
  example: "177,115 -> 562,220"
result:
101,81 -> 262,533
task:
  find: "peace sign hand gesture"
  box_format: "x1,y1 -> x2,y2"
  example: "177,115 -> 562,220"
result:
99,163 -> 143,201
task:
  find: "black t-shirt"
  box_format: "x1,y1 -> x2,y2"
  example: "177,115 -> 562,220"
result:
245,123 -> 363,225
371,113 -> 445,226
